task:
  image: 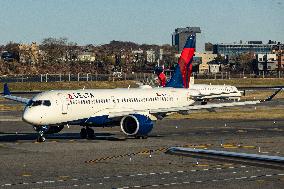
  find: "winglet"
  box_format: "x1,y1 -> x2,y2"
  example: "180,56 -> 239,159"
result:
3,83 -> 11,96
261,88 -> 282,102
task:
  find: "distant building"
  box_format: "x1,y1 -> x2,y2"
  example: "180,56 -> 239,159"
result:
195,52 -> 218,73
209,64 -> 221,73
132,49 -> 144,62
213,41 -> 274,56
272,43 -> 284,70
78,52 -> 96,62
205,43 -> 213,52
172,27 -> 201,52
257,54 -> 278,71
146,49 -> 156,63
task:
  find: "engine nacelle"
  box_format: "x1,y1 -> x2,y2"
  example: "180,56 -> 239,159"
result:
120,114 -> 153,136
34,125 -> 64,134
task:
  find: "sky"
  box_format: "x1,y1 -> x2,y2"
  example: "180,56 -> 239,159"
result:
0,0 -> 283,51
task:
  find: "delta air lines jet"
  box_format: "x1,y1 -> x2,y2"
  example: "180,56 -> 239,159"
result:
2,35 -> 281,142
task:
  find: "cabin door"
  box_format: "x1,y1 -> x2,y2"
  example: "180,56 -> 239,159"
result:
58,93 -> 69,114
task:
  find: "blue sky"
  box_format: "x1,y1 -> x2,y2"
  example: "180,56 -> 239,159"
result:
0,0 -> 283,51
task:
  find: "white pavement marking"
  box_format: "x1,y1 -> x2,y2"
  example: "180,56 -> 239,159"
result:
0,166 -> 272,188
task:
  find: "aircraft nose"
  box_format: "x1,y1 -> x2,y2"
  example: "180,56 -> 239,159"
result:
22,110 -> 39,125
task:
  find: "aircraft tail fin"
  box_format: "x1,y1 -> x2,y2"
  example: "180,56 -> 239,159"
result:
166,34 -> 196,88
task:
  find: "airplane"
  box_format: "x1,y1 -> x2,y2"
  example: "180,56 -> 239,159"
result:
1,35 -> 282,142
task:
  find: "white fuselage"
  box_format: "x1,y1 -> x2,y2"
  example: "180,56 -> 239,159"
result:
22,87 -> 194,126
22,84 -> 241,126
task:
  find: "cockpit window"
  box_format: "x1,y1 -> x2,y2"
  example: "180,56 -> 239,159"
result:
27,100 -> 51,107
27,100 -> 33,107
32,100 -> 42,106
43,100 -> 51,106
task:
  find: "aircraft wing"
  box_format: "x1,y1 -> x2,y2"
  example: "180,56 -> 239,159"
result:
2,83 -> 30,104
105,88 -> 281,118
190,91 -> 241,100
150,88 -> 282,114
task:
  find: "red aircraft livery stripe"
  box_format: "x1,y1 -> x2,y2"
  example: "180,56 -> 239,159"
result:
178,35 -> 195,88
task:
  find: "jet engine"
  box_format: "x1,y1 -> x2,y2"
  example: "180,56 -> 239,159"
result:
120,114 -> 153,137
33,125 -> 64,134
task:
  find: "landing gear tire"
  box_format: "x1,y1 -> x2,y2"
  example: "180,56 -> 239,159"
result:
37,136 -> 46,142
86,127 -> 95,139
80,128 -> 87,139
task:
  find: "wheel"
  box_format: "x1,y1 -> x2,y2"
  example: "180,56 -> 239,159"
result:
86,127 -> 95,139
80,128 -> 87,139
37,136 -> 45,142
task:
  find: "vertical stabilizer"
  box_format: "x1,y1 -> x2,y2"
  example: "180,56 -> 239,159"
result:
166,35 -> 196,88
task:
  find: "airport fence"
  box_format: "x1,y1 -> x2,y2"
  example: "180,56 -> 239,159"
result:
0,71 -> 283,83
0,73 -> 156,84
193,70 -> 284,80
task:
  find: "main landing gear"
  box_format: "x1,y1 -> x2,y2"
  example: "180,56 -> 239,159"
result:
80,127 -> 95,139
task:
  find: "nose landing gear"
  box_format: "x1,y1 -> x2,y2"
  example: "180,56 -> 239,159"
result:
33,126 -> 47,142
80,127 -> 95,139
37,131 -> 46,142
